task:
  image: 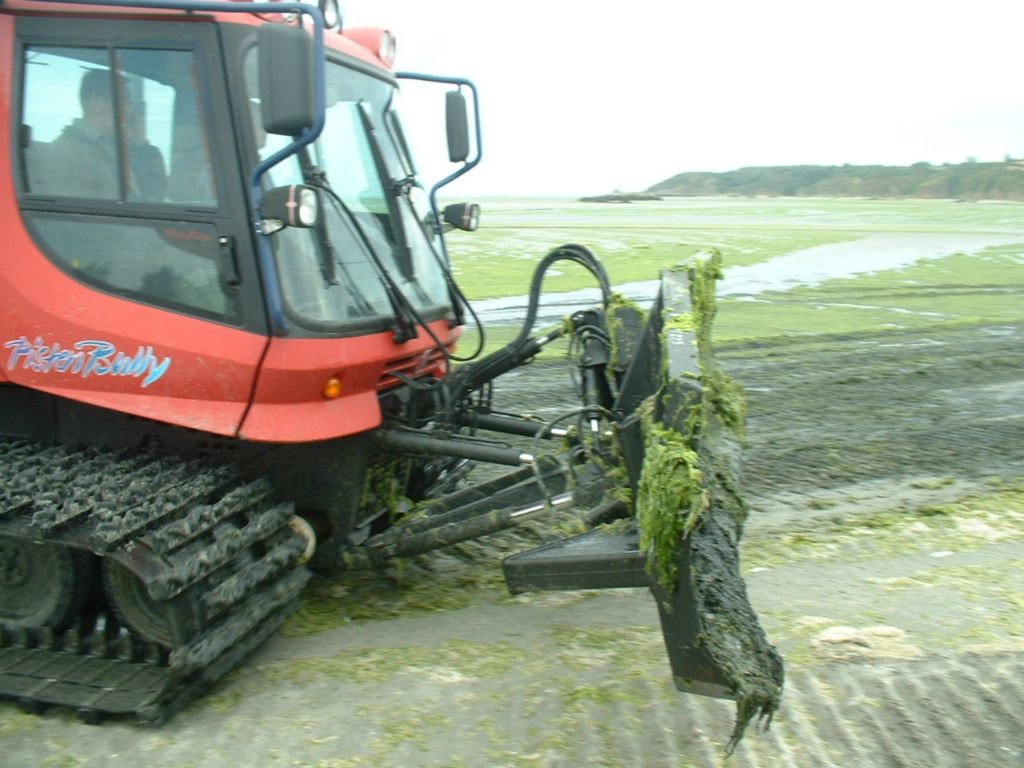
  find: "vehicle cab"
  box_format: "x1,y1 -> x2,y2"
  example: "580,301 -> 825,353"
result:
1,0 -> 479,442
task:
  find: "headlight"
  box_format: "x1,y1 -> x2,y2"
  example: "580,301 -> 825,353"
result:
261,184 -> 322,234
378,30 -> 396,67
443,202 -> 481,232
296,187 -> 319,226
319,0 -> 342,30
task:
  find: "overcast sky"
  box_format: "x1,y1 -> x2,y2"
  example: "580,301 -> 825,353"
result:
343,1 -> 1024,196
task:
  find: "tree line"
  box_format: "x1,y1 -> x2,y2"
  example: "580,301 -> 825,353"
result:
648,160 -> 1024,201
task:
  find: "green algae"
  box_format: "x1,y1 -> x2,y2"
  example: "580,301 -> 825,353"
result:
605,291 -> 647,372
714,243 -> 1024,344
635,250 -> 749,587
358,460 -> 407,523
546,623 -> 663,650
0,709 -> 41,737
754,552 -> 1024,665
706,368 -> 748,441
605,291 -> 646,318
874,560 -> 1024,593
41,755 -> 85,768
284,516 -> 566,636
260,638 -> 531,687
369,711 -> 452,752
445,197 -> 876,300
743,485 -> 1024,571
632,250 -> 782,751
635,401 -> 706,588
283,561 -> 506,637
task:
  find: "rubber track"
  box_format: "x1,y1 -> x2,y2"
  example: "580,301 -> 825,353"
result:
0,439 -> 310,722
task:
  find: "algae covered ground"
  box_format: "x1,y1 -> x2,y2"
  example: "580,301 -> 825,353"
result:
2,197 -> 1022,767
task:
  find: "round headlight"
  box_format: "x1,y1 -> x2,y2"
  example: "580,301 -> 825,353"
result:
297,188 -> 320,227
319,0 -> 341,30
442,202 -> 481,232
378,30 -> 396,67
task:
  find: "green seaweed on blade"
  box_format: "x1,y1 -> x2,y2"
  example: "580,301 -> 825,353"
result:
635,250 -> 783,752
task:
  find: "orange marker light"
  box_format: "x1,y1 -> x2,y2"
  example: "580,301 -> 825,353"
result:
322,377 -> 343,399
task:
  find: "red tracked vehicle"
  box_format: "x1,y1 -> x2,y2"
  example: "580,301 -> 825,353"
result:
0,0 -> 780,731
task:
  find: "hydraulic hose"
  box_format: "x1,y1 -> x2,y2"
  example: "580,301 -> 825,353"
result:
444,244 -> 612,411
511,243 -> 611,350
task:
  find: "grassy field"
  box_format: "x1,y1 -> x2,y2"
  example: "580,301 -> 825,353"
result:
717,242 -> 1024,341
444,199 -> 857,298
445,196 -> 1024,352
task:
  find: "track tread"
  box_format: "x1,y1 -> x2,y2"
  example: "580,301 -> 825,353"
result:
0,439 -> 310,722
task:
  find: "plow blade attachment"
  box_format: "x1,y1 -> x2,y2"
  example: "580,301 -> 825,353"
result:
505,256 -> 782,749
503,524 -> 735,698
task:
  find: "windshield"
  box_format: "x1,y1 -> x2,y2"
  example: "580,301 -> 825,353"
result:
246,53 -> 450,332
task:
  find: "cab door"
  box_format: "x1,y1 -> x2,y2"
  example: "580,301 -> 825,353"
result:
3,15 -> 268,436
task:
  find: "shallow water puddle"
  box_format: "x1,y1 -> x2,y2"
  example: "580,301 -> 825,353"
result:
473,232 -> 1022,325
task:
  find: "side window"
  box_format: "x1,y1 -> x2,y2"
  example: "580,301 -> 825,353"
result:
31,214 -> 230,318
19,44 -> 235,322
22,49 -> 118,198
22,46 -> 216,204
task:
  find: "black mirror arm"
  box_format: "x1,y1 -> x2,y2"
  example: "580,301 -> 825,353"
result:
393,73 -> 482,221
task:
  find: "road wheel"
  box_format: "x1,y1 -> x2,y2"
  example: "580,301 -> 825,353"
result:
103,559 -> 202,648
0,536 -> 93,630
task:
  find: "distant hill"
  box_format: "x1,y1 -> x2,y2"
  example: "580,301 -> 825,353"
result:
649,160 -> 1024,201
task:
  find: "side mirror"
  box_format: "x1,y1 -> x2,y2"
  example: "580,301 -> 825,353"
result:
260,185 -> 321,234
443,202 -> 480,232
259,24 -> 315,136
445,90 -> 470,163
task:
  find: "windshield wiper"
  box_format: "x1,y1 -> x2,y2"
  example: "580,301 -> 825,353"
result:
356,101 -> 416,283
296,151 -> 339,287
387,170 -> 469,332
300,162 -> 418,343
